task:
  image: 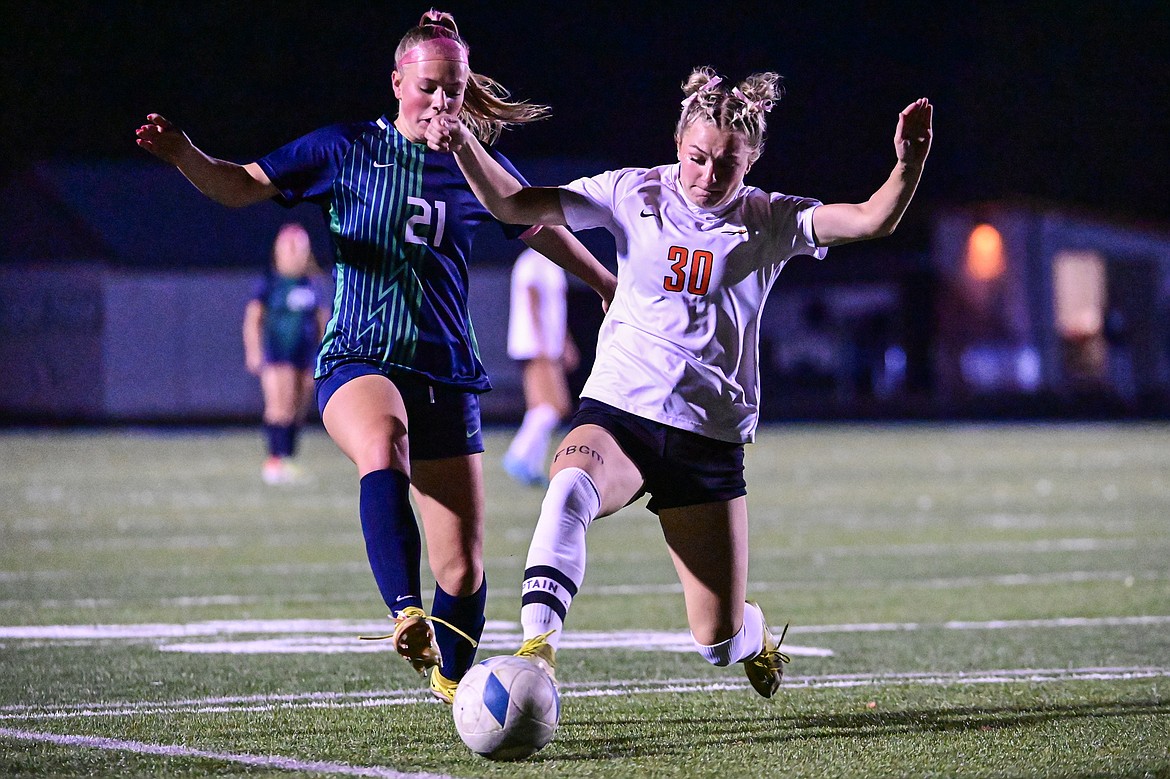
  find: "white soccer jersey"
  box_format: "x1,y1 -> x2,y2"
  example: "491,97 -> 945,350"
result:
507,247 -> 568,360
559,163 -> 826,443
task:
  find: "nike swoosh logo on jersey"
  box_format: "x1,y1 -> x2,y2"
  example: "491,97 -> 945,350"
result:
640,210 -> 655,218
373,161 -> 394,168
466,426 -> 481,439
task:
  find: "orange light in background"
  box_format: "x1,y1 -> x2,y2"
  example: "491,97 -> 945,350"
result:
965,223 -> 1006,281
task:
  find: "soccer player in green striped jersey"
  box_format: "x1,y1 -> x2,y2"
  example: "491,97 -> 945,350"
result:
136,10 -> 616,703
243,222 -> 328,486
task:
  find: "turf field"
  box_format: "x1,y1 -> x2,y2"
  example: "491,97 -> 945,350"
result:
1,424 -> 1168,777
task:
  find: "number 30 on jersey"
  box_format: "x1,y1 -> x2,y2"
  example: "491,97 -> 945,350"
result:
663,245 -> 713,295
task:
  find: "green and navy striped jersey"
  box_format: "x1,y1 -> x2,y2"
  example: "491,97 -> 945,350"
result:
257,116 -> 530,391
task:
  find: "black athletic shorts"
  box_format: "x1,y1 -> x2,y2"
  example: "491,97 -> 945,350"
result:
565,398 -> 746,513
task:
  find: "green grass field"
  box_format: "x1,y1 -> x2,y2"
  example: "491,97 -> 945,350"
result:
2,424 -> 1168,777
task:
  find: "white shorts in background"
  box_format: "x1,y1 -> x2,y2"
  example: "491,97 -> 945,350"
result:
507,248 -> 568,361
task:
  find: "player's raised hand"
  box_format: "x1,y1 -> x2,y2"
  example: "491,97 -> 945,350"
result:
135,113 -> 194,165
426,114 -> 470,153
895,98 -> 932,168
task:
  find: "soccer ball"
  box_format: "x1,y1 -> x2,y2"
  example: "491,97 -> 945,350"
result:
452,655 -> 559,761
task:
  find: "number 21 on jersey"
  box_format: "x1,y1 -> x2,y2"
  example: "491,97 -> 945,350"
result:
405,197 -> 447,247
663,245 -> 712,295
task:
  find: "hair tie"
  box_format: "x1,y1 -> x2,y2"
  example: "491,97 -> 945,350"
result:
732,86 -> 774,114
680,75 -> 723,111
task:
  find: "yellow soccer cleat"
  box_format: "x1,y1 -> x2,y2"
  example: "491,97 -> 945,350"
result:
744,608 -> 791,699
429,666 -> 458,704
359,607 -> 442,677
391,606 -> 442,676
514,630 -> 557,685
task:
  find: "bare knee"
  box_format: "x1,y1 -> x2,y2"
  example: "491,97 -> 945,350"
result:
354,423 -> 408,474
429,552 -> 482,596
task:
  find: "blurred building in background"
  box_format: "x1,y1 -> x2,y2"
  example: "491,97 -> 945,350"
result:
933,202 -> 1170,416
3,162 -> 1169,424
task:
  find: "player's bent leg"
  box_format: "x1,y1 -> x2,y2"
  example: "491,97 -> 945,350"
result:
659,497 -> 749,645
660,497 -> 787,696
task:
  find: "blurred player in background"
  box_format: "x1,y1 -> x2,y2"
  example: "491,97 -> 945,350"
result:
243,222 -> 329,485
432,67 -> 932,698
136,10 -> 615,703
503,247 -> 579,487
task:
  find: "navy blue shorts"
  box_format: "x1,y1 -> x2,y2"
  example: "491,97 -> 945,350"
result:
566,398 -> 746,513
264,343 -> 316,370
265,331 -> 319,370
315,362 -> 484,461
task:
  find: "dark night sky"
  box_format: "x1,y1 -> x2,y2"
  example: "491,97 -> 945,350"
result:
6,1 -> 1170,251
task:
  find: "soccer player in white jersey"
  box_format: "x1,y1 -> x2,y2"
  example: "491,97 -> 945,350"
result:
503,247 -> 578,487
429,67 -> 932,698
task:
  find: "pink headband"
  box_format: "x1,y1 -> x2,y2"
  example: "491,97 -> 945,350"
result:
397,37 -> 468,67
680,76 -> 722,112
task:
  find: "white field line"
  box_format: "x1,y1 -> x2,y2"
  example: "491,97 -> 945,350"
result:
3,666 -> 1167,723
146,634 -> 832,657
749,536 -> 1147,560
2,567 -> 1163,612
0,727 -> 452,779
592,568 -> 1164,596
2,612 -> 1170,650
0,535 -> 1154,585
0,619 -> 513,640
0,623 -> 833,659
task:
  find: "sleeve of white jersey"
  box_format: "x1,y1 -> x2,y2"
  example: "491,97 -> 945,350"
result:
771,193 -> 829,261
558,169 -> 629,232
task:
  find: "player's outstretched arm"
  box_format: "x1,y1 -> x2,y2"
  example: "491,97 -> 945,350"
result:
427,116 -> 565,226
135,113 -> 277,207
811,98 -> 933,247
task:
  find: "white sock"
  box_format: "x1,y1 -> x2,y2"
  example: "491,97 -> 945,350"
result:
693,601 -> 766,666
520,467 -> 601,649
506,404 -> 561,471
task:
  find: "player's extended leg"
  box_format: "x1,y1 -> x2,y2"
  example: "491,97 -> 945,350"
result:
411,454 -> 488,700
321,375 -> 432,670
658,497 -> 789,698
517,424 -> 643,678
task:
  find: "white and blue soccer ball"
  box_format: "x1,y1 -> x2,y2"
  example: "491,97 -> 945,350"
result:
452,655 -> 559,761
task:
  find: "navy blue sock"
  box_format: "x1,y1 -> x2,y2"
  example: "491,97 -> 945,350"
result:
264,424 -> 281,457
282,424 -> 299,457
432,575 -> 487,681
359,469 -> 422,613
